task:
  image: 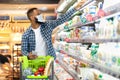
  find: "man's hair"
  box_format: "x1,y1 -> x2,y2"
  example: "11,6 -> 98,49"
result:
27,8 -> 38,20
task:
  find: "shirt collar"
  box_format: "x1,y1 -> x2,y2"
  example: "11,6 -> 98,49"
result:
28,22 -> 45,31
29,25 -> 33,31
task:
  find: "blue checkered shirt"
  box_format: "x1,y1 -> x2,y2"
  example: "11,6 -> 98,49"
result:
21,8 -> 76,59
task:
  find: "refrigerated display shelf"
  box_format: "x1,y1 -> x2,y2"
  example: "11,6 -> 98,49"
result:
57,3 -> 120,34
79,0 -> 97,11
67,38 -> 120,43
66,21 -> 95,31
57,20 -> 95,33
56,38 -> 120,43
103,1 -> 120,17
59,50 -> 120,79
56,59 -> 80,80
55,0 -> 120,80
79,9 -> 120,27
58,11 -> 120,34
96,11 -> 120,22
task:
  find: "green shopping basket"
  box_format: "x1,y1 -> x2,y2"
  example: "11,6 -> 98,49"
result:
20,55 -> 54,80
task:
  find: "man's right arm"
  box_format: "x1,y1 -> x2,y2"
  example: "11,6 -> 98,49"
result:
21,34 -> 37,59
47,0 -> 86,30
21,34 -> 29,56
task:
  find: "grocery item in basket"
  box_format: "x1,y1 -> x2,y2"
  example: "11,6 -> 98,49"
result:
21,56 -> 54,79
23,68 -> 33,76
44,57 -> 54,76
33,67 -> 45,76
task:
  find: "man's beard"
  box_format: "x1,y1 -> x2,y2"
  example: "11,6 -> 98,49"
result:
35,18 -> 43,24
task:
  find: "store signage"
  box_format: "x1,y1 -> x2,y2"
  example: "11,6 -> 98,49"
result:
14,16 -> 28,20
0,16 -> 10,20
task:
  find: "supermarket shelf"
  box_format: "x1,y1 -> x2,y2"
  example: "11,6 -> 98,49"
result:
59,50 -> 120,79
66,11 -> 120,30
103,1 -> 120,17
57,21 -> 95,34
0,37 -> 10,42
56,0 -> 120,41
69,21 -> 95,28
13,48 -> 21,51
13,61 -> 20,64
57,5 -> 120,34
0,53 -> 11,55
13,55 -> 22,57
13,55 -> 21,57
55,0 -> 120,80
0,45 -> 10,49
79,0 -> 97,11
67,38 -> 120,43
56,58 -> 80,80
77,11 -> 120,28
13,65 -> 20,68
96,11 -> 120,22
56,38 -> 120,43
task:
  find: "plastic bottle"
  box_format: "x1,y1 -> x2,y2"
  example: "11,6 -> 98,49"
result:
97,2 -> 105,18
116,43 -> 120,70
98,74 -> 104,80
116,15 -> 120,38
98,19 -> 108,39
113,16 -> 118,39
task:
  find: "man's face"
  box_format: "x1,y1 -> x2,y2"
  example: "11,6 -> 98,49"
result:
30,9 -> 41,22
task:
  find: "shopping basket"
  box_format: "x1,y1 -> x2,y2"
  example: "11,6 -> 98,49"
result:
20,56 -> 54,80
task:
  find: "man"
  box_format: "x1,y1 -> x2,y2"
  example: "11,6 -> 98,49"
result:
21,0 -> 86,59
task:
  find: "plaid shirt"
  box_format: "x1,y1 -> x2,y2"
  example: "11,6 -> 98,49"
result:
21,8 -> 76,59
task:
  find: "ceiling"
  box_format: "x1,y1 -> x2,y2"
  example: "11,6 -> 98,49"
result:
0,0 -> 60,14
0,4 -> 58,10
0,0 -> 60,4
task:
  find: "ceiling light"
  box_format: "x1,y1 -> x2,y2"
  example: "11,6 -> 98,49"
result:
39,7 -> 48,11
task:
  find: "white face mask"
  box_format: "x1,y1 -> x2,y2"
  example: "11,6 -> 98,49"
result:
36,14 -> 45,22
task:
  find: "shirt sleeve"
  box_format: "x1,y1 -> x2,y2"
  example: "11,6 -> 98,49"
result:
21,34 -> 29,56
47,8 -> 77,30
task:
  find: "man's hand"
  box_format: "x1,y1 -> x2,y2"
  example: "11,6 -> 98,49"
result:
74,0 -> 86,10
28,52 -> 38,60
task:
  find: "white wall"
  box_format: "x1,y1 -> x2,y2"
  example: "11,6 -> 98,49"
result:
0,10 -> 27,15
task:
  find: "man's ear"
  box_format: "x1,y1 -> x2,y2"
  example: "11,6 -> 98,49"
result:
30,16 -> 33,21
